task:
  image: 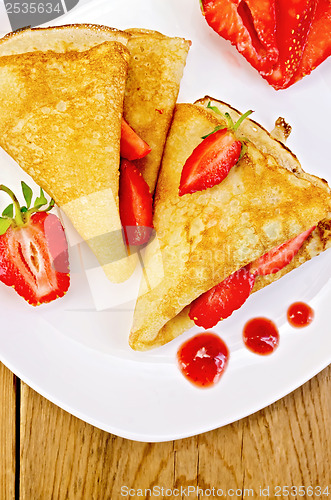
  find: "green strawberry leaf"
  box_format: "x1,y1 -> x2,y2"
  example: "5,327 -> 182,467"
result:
233,110 -> 254,131
225,112 -> 235,130
0,217 -> 12,235
207,101 -> 222,115
21,181 -> 33,209
21,206 -> 28,213
34,188 -> 47,207
2,204 -> 13,218
201,125 -> 224,140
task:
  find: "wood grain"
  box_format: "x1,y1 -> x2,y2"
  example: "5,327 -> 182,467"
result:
0,362 -> 16,500
19,365 -> 330,499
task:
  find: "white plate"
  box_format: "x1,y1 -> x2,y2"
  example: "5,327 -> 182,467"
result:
0,0 -> 330,442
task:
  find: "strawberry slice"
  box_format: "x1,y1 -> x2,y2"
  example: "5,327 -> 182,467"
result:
179,110 -> 252,196
119,159 -> 154,246
264,0 -> 317,89
289,0 -> 331,86
249,226 -> 315,276
189,266 -> 256,328
201,0 -> 278,74
0,183 -> 69,306
120,118 -> 151,161
189,226 -> 314,327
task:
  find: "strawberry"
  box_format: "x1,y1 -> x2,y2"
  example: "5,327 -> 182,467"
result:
0,182 -> 70,306
289,0 -> 331,86
179,109 -> 252,196
120,118 -> 151,161
264,0 -> 317,89
119,159 -> 154,246
249,226 -> 315,275
189,227 -> 314,328
201,0 -> 278,74
189,266 -> 256,328
202,0 -> 330,89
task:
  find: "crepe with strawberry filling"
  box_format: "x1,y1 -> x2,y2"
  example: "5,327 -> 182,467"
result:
129,100 -> 331,350
0,24 -> 190,194
0,42 -> 136,283
124,28 -> 190,192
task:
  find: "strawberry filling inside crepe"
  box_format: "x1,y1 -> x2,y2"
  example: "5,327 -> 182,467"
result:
129,99 -> 331,351
189,226 -> 315,328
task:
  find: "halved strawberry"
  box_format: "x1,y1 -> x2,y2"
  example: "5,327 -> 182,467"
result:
119,159 -> 154,246
179,110 -> 252,196
289,0 -> 331,86
249,226 -> 315,275
0,182 -> 70,306
189,266 -> 256,328
201,0 -> 278,74
263,0 -> 317,89
120,118 -> 151,161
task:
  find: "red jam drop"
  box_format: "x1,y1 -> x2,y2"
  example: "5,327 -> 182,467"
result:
243,317 -> 279,355
287,302 -> 314,328
177,332 -> 229,388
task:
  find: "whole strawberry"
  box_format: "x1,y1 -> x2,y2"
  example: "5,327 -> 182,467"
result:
0,182 -> 70,306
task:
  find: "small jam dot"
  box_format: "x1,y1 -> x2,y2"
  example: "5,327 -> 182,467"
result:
287,302 -> 314,328
177,332 -> 229,388
243,317 -> 279,355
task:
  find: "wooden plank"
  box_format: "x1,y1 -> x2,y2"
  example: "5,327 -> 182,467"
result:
20,382 -> 174,499
197,421 -> 244,492
240,364 -> 331,496
20,366 -> 330,498
0,362 -> 16,500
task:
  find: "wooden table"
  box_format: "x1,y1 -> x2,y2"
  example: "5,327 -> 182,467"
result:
0,361 -> 329,499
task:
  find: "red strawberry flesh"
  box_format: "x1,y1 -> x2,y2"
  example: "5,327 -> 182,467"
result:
0,212 -> 69,305
179,128 -> 242,196
249,226 -> 315,276
189,266 -> 256,328
202,0 -> 278,74
119,159 -> 154,246
289,0 -> 331,86
264,0 -> 317,89
120,118 -> 151,161
202,0 -> 330,89
189,226 -> 314,328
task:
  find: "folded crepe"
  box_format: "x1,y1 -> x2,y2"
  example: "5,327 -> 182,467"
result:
0,24 -> 190,193
124,28 -> 190,192
0,41 -> 137,283
129,100 -> 331,350
0,23 -> 130,53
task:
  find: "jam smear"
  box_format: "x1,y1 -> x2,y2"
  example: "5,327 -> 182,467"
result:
177,332 -> 229,388
287,301 -> 314,328
243,317 -> 279,355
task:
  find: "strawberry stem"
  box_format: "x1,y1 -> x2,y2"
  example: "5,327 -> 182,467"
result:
0,184 -> 24,226
224,112 -> 235,130
24,198 -> 54,220
0,183 -> 55,229
233,110 -> 254,131
201,125 -> 224,139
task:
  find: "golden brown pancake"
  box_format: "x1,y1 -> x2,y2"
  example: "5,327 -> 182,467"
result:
196,97 -> 331,293
0,24 -> 190,193
129,102 -> 331,350
124,28 -> 190,192
0,23 -> 130,54
0,42 -> 137,283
